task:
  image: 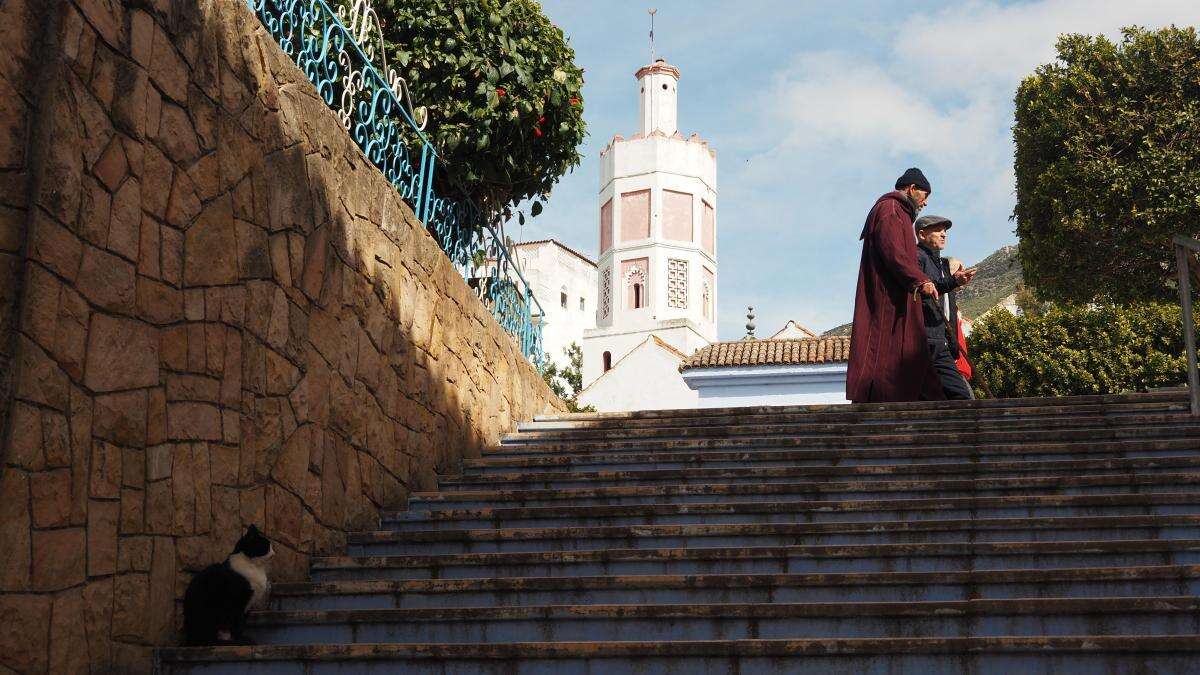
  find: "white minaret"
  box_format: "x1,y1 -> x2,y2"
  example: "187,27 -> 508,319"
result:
580,58 -> 718,388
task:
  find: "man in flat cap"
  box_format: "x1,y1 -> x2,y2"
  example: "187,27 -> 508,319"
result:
847,168 -> 945,402
915,215 -> 976,399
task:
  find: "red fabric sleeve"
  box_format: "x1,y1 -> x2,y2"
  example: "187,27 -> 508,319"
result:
872,200 -> 930,290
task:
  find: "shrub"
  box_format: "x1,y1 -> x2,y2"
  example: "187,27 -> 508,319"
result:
970,303 -> 1190,398
368,0 -> 586,220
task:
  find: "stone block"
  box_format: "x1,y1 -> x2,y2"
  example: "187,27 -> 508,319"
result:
54,285 -> 90,380
161,222 -> 183,284
32,526 -> 85,591
184,193 -> 236,286
266,482 -> 303,550
120,487 -> 144,534
210,442 -> 239,486
265,348 -> 300,396
93,389 -> 147,446
0,469 -> 31,590
28,210 -> 81,282
143,143 -> 171,219
82,578 -> 114,672
160,324 -> 187,371
144,478 -> 172,534
92,134 -> 126,191
79,175 -> 111,246
87,498 -> 119,576
74,0 -> 123,49
112,61 -> 148,138
136,274 -> 183,324
130,9 -> 153,67
149,21 -> 187,103
184,287 -> 204,321
167,373 -> 221,402
171,444 -> 196,534
220,327 -> 242,406
68,386 -> 93,526
236,218 -> 271,279
111,573 -> 150,641
49,587 -> 88,675
167,401 -> 222,440
156,101 -> 199,164
7,400 -> 43,471
42,410 -> 71,468
146,443 -> 173,482
222,408 -> 241,444
77,243 -> 135,311
0,594 -> 50,673
38,80 -> 84,224
117,535 -> 152,572
31,469 -> 72,528
21,262 -> 62,352
85,313 -> 158,391
205,322 -> 226,377
90,439 -> 122,499
108,176 -> 140,259
138,215 -> 161,278
272,424 -> 311,496
147,386 -> 167,445
148,536 -> 176,643
15,335 -> 69,410
89,43 -> 117,109
123,447 -> 145,488
187,323 -> 206,371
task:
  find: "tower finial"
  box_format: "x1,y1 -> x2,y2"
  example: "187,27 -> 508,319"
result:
745,306 -> 756,340
648,8 -> 656,64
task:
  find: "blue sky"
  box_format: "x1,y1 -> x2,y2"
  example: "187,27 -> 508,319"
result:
514,1 -> 1200,339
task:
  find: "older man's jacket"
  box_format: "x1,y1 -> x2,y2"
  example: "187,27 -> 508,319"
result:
916,243 -> 960,354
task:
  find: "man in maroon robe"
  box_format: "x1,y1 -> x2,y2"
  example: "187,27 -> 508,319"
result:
846,168 -> 944,403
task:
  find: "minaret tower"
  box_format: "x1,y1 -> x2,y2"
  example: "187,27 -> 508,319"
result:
581,55 -> 718,387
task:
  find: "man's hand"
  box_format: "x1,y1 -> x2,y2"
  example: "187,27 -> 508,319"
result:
953,267 -> 978,286
919,280 -> 939,300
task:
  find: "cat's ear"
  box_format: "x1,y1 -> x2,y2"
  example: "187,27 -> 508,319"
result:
245,524 -> 259,535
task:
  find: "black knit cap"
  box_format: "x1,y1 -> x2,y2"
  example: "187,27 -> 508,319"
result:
895,167 -> 931,194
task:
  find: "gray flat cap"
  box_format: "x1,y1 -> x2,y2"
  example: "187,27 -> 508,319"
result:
914,215 -> 952,231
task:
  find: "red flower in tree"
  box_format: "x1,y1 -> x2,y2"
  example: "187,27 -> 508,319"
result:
496,87 -> 506,97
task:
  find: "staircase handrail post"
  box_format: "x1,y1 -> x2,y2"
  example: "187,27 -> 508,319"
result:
1173,235 -> 1200,415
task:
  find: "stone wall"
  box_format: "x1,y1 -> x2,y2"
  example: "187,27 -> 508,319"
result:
0,0 -> 566,671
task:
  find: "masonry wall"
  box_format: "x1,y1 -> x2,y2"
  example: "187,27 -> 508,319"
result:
0,0 -> 565,671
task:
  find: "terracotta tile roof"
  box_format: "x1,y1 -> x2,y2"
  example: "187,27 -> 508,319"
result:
679,337 -> 851,372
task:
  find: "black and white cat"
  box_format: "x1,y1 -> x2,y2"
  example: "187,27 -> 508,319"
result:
182,524 -> 275,646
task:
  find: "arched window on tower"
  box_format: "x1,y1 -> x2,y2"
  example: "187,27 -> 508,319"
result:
603,351 -> 612,372
560,286 -> 568,310
624,265 -> 647,310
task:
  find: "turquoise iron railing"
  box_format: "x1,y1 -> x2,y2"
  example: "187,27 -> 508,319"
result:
246,0 -> 545,362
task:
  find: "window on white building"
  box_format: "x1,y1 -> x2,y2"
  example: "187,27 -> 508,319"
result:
633,283 -> 643,309
603,351 -> 612,372
579,297 -> 585,312
560,286 -> 568,309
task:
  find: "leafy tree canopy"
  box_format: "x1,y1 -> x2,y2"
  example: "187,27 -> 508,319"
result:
1013,26 -> 1200,303
539,343 -> 594,412
367,0 -> 586,222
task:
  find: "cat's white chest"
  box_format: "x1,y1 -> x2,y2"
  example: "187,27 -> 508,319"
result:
228,552 -> 271,608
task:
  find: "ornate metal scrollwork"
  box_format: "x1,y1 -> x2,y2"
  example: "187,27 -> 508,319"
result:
246,0 -> 544,363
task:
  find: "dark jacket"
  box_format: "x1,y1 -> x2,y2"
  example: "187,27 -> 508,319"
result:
846,192 -> 945,403
916,243 -> 960,351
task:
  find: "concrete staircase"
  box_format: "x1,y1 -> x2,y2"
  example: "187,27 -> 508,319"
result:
158,393 -> 1200,673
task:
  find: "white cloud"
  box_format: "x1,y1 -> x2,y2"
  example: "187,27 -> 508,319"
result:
895,0 -> 1200,94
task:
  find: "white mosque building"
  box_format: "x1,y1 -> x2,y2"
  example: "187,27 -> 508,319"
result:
577,58 -> 718,412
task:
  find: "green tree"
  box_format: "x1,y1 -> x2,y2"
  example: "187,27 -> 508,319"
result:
1013,26 -> 1200,303
538,343 -> 594,412
366,0 -> 586,221
970,303 -> 1189,398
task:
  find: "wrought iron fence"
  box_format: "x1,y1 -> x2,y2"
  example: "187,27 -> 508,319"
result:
246,0 -> 545,362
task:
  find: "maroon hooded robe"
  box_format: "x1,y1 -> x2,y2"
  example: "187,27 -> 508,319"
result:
845,191 -> 944,403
